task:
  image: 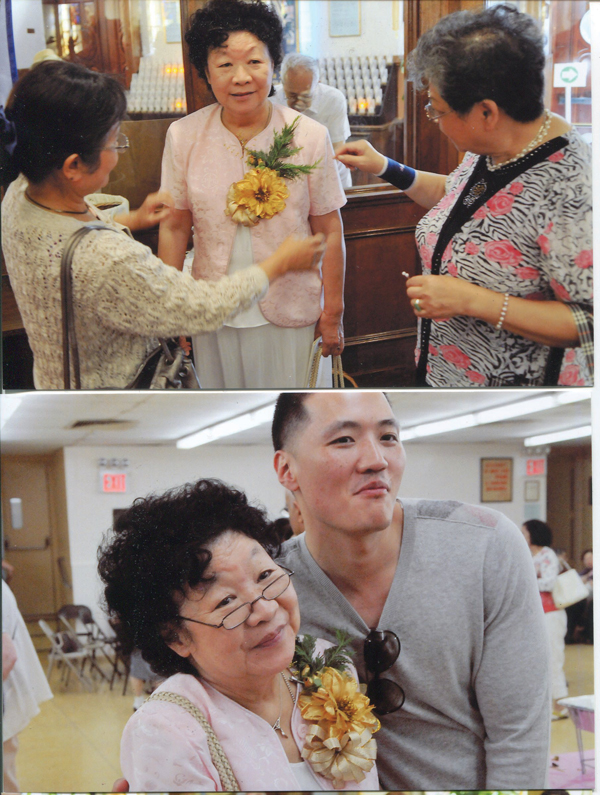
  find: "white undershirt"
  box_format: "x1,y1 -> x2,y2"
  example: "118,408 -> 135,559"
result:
224,225 -> 269,328
290,759 -> 321,787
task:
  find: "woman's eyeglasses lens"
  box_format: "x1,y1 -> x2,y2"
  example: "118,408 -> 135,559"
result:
364,629 -> 405,715
108,132 -> 130,152
424,102 -> 447,122
222,571 -> 292,629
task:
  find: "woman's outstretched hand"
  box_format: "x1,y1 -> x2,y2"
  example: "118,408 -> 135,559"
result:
335,139 -> 387,174
118,190 -> 174,231
259,233 -> 327,282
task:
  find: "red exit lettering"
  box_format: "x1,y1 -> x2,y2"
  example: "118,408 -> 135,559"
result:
526,459 -> 545,476
102,473 -> 127,493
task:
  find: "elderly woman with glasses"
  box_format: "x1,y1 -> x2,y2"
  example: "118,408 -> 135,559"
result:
0,60 -> 324,389
158,0 -> 346,388
336,3 -> 592,387
98,479 -> 380,791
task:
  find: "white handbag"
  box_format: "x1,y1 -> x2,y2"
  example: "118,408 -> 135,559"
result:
551,568 -> 589,609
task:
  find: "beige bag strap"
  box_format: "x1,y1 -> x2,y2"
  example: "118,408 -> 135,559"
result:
307,339 -> 344,388
146,691 -> 240,790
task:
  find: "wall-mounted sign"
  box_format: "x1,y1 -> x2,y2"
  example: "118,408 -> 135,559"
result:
329,1 -> 361,37
481,457 -> 513,503
101,473 -> 127,493
526,458 -> 546,477
553,62 -> 587,88
524,480 -> 541,503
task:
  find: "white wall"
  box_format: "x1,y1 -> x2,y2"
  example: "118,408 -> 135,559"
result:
298,0 -> 403,60
11,0 -> 46,69
63,436 -> 538,626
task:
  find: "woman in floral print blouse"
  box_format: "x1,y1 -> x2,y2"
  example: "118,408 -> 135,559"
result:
337,3 -> 592,387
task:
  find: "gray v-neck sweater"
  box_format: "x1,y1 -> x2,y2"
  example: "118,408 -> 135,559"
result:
279,498 -> 550,789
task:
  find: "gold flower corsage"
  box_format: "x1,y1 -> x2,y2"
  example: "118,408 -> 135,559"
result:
291,632 -> 380,789
225,116 -> 321,227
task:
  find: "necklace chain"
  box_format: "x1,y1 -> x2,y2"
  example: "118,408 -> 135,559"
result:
271,670 -> 295,737
222,102 -> 273,152
486,109 -> 552,171
25,191 -> 89,215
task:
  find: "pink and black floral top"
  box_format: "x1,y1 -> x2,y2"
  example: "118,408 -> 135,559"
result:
414,129 -> 592,387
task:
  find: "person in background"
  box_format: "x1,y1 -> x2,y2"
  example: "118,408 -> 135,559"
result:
336,3 -> 592,387
521,519 -> 568,719
274,53 -> 352,189
2,581 -> 53,792
568,548 -> 593,644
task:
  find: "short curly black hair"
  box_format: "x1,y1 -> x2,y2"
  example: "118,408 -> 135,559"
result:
185,0 -> 283,97
407,3 -> 545,122
98,479 -> 279,678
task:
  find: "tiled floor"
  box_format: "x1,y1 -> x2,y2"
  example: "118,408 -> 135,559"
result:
14,644 -> 595,792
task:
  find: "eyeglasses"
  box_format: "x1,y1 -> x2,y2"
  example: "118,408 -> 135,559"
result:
105,132 -> 130,152
424,101 -> 454,122
180,567 -> 294,630
364,629 -> 405,715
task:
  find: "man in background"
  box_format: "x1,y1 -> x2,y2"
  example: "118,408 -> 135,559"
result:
274,53 -> 352,188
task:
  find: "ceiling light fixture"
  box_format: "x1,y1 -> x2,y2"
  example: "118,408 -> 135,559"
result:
176,403 -> 276,449
524,425 -> 592,447
401,391 -> 591,442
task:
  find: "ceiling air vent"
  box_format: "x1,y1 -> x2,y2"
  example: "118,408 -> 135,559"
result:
69,419 -> 136,430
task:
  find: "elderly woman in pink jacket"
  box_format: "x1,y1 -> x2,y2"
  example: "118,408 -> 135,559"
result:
99,479 -> 380,791
158,0 -> 346,388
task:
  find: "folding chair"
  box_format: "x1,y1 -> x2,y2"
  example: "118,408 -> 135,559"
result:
38,619 -> 94,691
57,604 -> 116,683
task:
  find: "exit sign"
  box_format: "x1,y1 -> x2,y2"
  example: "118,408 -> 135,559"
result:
101,472 -> 127,493
526,458 -> 546,477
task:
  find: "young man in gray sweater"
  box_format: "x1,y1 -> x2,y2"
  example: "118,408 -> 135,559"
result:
274,391 -> 551,789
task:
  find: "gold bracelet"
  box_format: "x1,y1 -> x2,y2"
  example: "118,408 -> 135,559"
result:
495,293 -> 510,331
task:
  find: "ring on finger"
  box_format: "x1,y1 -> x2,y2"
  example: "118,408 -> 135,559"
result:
414,298 -> 423,312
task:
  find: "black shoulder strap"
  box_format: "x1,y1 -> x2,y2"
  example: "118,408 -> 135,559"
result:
60,223 -> 115,389
415,136 -> 569,386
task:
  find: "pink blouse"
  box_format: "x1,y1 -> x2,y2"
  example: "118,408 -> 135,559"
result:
121,650 -> 380,791
161,102 -> 346,328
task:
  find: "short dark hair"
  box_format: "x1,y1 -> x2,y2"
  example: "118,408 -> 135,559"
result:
98,479 -> 279,678
272,392 -> 394,451
523,519 -> 553,548
407,3 -> 545,122
272,393 -> 311,451
1,60 -> 126,186
185,0 -> 283,96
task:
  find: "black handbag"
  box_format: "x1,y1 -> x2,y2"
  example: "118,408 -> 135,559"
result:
60,223 -> 201,390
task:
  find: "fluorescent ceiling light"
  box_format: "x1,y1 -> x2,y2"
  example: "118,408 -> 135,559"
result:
0,396 -> 23,430
401,391 -> 591,441
524,425 -> 592,447
176,403 -> 275,449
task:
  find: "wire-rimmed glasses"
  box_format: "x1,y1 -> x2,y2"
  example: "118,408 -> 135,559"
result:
364,628 -> 405,715
424,101 -> 454,122
180,566 -> 294,630
105,132 -> 130,152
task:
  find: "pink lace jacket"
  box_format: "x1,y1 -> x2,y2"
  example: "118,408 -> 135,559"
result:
161,102 -> 346,328
121,649 -> 380,790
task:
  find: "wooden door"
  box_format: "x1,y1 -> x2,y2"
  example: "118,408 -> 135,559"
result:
2,457 -> 58,618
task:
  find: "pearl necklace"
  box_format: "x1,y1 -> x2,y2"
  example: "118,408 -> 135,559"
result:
486,109 -> 552,171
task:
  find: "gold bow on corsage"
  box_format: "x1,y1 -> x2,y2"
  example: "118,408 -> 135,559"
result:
292,632 -> 380,788
225,116 -> 321,226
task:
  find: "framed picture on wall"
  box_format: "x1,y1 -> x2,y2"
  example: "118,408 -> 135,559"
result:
524,480 -> 540,502
480,458 -> 513,503
329,1 -> 361,37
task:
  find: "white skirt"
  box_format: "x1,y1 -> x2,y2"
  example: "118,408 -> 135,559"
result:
192,323 -> 332,389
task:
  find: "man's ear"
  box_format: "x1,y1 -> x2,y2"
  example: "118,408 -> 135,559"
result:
274,450 -> 300,492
